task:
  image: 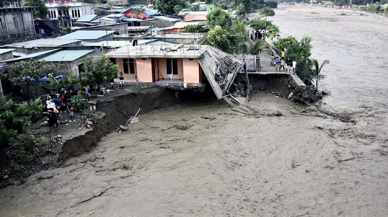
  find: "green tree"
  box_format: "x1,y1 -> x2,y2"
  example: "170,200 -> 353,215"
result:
232,0 -> 252,12
249,18 -> 272,38
259,7 -> 275,39
207,25 -> 232,53
275,36 -> 299,57
23,0 -> 48,19
106,2 -> 114,9
236,3 -> 246,17
42,74 -> 79,95
154,0 -> 186,15
265,24 -> 280,43
133,6 -> 145,19
0,98 -> 44,147
174,5 -> 183,15
60,27 -> 71,36
230,19 -> 249,53
11,60 -> 57,100
185,24 -> 210,33
79,55 -> 119,88
207,8 -> 233,29
249,40 -> 267,55
312,59 -> 329,92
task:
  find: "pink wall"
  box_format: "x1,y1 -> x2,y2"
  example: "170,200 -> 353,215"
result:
136,58 -> 153,82
183,58 -> 201,83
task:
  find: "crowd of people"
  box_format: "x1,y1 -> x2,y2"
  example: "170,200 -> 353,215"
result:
45,94 -> 74,132
270,51 -> 297,73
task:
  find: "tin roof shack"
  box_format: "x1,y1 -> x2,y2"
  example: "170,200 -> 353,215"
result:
38,49 -> 98,76
71,23 -> 128,35
0,7 -> 37,45
107,45 -> 249,105
0,49 -> 14,61
1,38 -> 81,54
60,30 -> 115,42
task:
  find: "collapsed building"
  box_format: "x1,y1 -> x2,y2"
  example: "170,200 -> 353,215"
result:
106,44 -> 250,106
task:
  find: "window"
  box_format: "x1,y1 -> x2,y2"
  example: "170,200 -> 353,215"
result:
172,59 -> 178,75
123,58 -> 129,74
189,58 -> 193,61
129,58 -> 135,74
110,58 -> 116,64
71,10 -> 74,17
166,58 -> 172,75
58,10 -> 62,16
166,59 -> 178,75
0,18 -> 3,30
54,11 -> 56,18
78,63 -> 84,74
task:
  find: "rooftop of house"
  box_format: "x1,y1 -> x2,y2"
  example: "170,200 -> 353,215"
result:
165,21 -> 201,30
0,49 -> 14,55
38,49 -> 94,62
107,44 -> 208,59
60,30 -> 115,40
83,40 -> 156,48
128,26 -> 151,32
0,7 -> 35,11
77,14 -> 98,22
45,2 -> 93,7
154,16 -> 180,22
1,49 -> 60,63
1,39 -> 81,49
183,14 -> 207,22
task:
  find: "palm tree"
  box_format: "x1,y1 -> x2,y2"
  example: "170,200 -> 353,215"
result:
249,40 -> 266,55
312,59 -> 329,92
265,25 -> 280,44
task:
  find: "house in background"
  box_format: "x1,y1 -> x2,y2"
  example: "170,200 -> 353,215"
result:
46,1 -> 94,27
37,49 -> 97,76
183,13 -> 207,22
163,21 -> 201,34
1,38 -> 81,54
0,7 -> 37,45
122,7 -> 158,20
59,30 -> 115,42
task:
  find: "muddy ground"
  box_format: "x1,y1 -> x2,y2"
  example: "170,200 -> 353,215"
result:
1,4 -> 388,216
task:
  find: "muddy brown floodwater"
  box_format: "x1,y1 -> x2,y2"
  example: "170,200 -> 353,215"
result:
1,5 -> 388,217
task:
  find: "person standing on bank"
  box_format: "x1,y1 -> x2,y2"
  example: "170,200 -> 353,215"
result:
292,60 -> 297,74
119,72 -> 124,88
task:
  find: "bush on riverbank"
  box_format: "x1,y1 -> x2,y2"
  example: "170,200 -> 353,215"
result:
0,98 -> 44,148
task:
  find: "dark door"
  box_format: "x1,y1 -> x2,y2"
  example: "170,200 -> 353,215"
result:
123,58 -> 129,74
172,59 -> 178,75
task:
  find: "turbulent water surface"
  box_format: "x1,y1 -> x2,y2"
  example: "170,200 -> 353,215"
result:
0,5 -> 388,217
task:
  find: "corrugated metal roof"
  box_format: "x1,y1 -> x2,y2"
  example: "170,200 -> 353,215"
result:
60,30 -> 114,40
155,16 -> 180,22
85,40 -> 156,48
0,49 -> 14,55
38,50 -> 94,62
77,15 -> 97,22
1,49 -> 60,63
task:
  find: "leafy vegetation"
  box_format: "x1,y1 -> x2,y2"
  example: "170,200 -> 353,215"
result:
42,74 -> 78,95
0,98 -> 44,147
207,26 -> 232,53
79,55 -> 119,88
154,0 -> 186,15
207,8 -> 233,29
23,0 -> 48,19
132,6 -> 145,19
249,40 -> 267,55
185,24 -> 210,33
11,60 -> 57,100
60,27 -> 71,36
71,94 -> 88,112
312,59 -> 330,92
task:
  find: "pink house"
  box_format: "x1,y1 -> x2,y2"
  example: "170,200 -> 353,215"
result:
107,45 -> 205,89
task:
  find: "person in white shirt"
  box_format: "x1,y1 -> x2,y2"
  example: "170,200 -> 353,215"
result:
292,61 -> 297,73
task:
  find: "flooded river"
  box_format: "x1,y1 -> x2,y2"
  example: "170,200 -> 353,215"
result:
1,5 -> 388,217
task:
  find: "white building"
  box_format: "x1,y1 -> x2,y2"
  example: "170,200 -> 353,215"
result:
46,1 -> 94,27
